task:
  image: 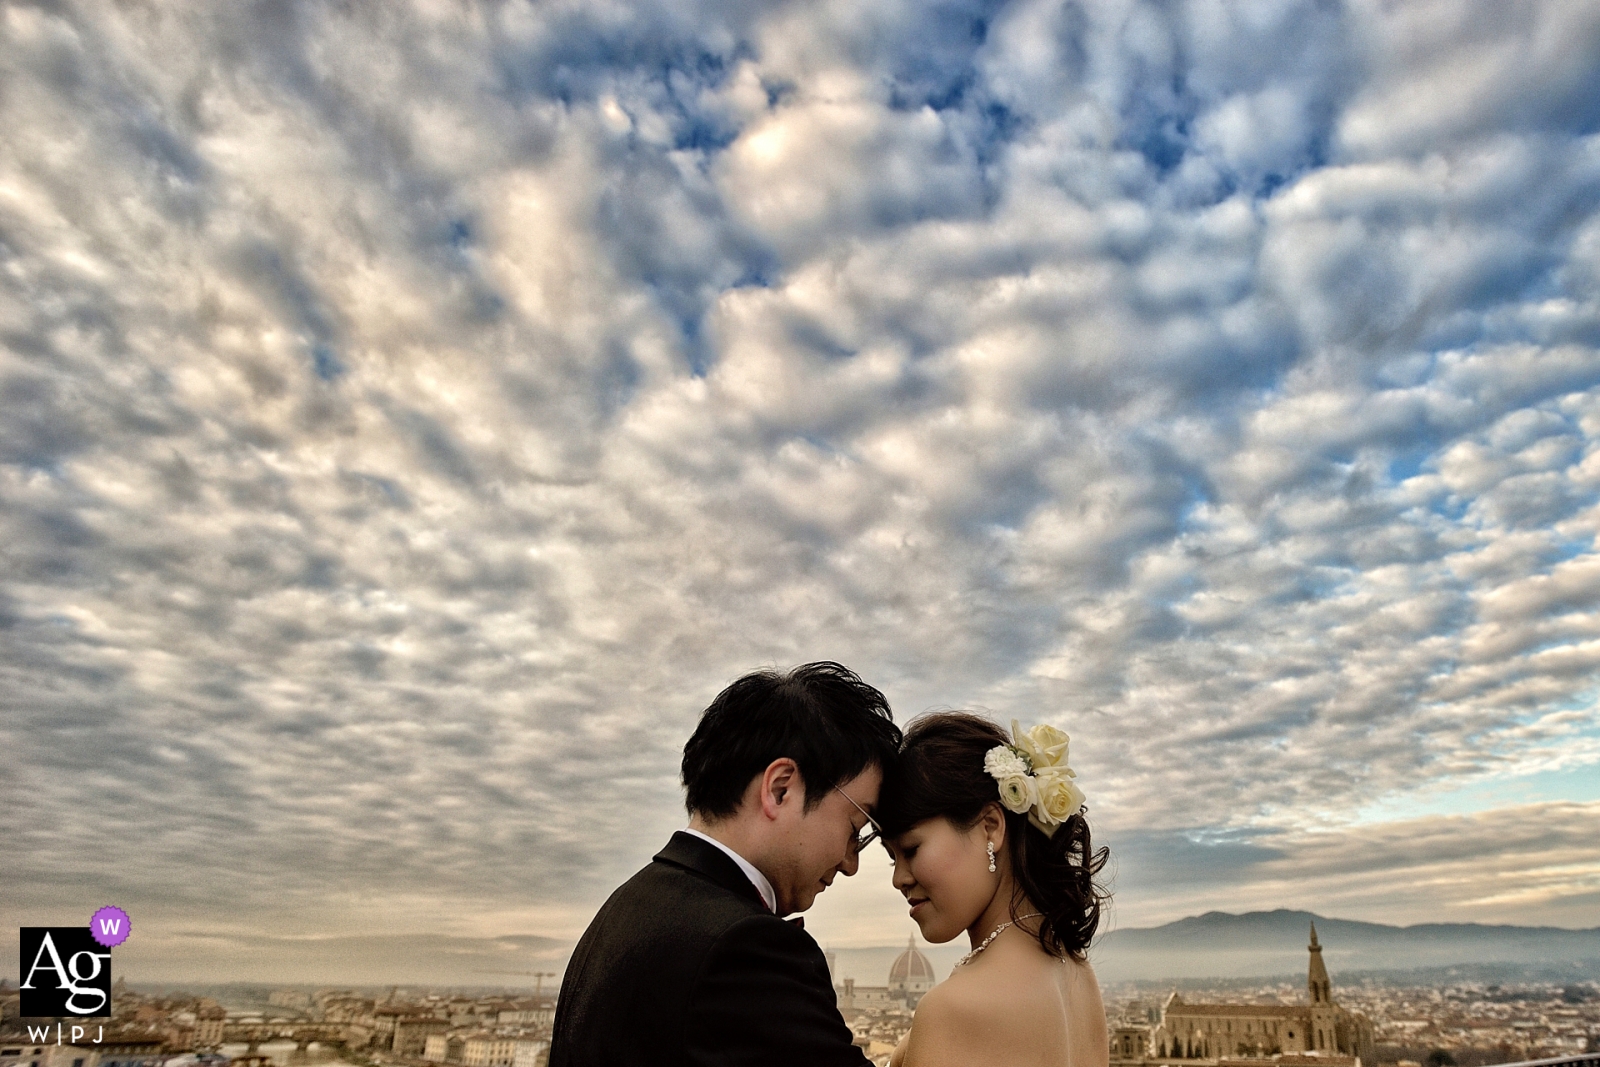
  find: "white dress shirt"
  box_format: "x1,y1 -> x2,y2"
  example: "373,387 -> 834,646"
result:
682,827 -> 778,913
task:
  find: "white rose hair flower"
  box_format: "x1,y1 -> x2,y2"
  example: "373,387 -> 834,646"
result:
983,745 -> 1031,779
995,772 -> 1038,815
982,719 -> 1085,837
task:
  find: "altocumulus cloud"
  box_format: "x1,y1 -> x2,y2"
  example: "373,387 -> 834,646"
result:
3,0 -> 1600,977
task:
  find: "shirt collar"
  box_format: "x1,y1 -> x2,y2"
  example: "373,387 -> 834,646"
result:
681,827 -> 778,913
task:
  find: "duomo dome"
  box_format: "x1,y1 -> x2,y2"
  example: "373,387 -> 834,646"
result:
888,934 -> 935,998
832,932 -> 939,1014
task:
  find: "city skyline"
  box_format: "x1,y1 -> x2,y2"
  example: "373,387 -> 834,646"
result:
4,923 -> 1592,1067
4,0 -> 1600,984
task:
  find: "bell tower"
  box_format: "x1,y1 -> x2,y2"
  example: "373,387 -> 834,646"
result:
1307,923 -> 1331,1004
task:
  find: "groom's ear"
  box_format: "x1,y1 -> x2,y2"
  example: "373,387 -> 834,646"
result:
758,758 -> 802,820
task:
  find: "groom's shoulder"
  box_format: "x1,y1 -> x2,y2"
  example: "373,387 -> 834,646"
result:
582,834 -> 773,950
558,839 -> 814,1021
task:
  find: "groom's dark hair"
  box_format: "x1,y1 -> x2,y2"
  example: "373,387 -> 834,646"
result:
681,661 -> 901,818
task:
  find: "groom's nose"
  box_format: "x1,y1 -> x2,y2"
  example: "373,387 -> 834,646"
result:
838,844 -> 861,877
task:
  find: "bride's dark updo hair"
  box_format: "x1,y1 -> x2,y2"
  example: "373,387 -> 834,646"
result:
876,711 -> 1109,960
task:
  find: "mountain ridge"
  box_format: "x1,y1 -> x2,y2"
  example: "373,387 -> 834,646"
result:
1089,909 -> 1600,982
1134,908 -> 1598,934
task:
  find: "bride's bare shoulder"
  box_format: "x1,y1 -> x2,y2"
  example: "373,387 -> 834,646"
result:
902,964 -> 1041,1066
904,954 -> 1108,1067
902,975 -> 1010,1066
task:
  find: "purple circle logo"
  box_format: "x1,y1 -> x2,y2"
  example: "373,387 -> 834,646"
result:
91,905 -> 131,948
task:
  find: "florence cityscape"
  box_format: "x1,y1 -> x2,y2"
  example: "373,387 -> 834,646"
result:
4,917 -> 1598,1067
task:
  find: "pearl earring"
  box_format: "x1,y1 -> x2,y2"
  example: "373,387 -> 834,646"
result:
986,841 -> 997,873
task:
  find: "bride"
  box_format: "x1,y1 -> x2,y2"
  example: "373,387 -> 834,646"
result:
877,712 -> 1110,1067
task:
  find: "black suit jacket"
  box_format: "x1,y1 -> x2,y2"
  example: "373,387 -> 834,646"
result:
549,831 -> 869,1067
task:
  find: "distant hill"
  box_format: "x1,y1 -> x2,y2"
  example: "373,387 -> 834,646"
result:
1089,909 -> 1600,982
107,932 -> 571,987
827,911 -> 1600,988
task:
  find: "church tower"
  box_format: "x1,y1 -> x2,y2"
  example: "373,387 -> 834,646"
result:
1306,921 -> 1344,1053
1307,922 -> 1331,1004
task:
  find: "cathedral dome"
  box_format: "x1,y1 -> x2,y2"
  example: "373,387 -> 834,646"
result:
889,935 -> 935,985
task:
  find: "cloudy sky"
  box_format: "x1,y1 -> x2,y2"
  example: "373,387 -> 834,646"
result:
4,0 -> 1600,984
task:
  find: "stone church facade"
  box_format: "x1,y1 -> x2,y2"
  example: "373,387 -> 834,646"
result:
1118,924 -> 1375,1067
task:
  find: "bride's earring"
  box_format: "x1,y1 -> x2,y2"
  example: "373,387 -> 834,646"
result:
986,841 -> 997,874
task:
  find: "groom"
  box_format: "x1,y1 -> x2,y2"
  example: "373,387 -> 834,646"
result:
548,661 -> 900,1067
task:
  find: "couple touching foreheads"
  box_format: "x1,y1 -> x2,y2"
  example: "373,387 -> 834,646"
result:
549,662 -> 1110,1067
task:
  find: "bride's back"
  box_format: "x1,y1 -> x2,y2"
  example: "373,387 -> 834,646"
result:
896,932 -> 1108,1067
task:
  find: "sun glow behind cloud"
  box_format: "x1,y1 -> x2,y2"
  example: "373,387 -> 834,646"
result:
2,0 -> 1599,976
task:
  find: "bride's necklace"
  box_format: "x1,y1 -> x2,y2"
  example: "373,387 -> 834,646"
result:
954,913 -> 1043,968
